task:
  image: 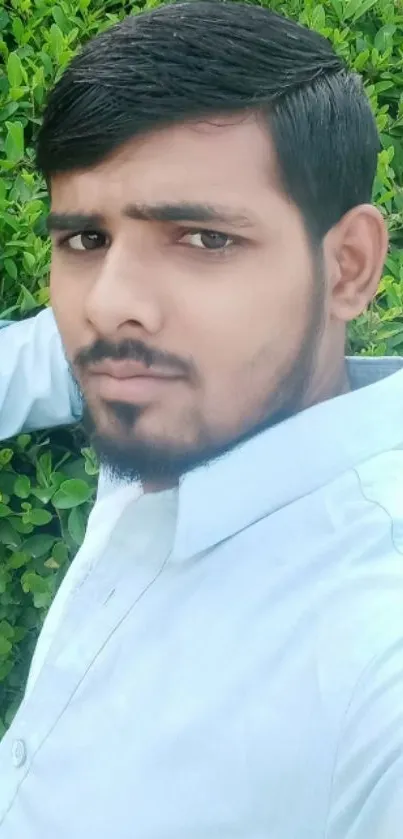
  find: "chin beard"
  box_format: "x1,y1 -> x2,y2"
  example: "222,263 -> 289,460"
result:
84,402 -> 209,484
83,401 -> 240,486
82,363 -> 314,487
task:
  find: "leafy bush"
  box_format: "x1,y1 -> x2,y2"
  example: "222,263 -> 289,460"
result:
0,430 -> 97,734
0,0 -> 402,734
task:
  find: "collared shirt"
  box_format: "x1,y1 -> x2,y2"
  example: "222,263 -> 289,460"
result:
0,312 -> 403,838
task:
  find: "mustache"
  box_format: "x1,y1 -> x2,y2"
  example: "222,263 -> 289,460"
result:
73,338 -> 194,378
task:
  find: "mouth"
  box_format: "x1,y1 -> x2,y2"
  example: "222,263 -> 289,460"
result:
87,360 -> 183,403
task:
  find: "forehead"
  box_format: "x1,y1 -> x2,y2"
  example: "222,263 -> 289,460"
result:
50,115 -> 293,226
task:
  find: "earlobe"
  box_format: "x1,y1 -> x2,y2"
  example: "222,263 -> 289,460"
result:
328,204 -> 389,323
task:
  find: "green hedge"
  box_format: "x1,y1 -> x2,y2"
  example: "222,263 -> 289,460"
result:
0,0 -> 402,735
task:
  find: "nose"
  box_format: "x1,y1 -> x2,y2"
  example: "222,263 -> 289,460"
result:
84,239 -> 164,339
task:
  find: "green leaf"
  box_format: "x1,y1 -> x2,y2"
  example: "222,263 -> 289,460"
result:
7,551 -> 30,570
0,568 -> 11,594
31,486 -> 55,504
0,9 -> 10,30
16,434 -> 31,451
52,541 -> 69,564
52,5 -> 68,32
44,557 -> 60,569
33,591 -> 53,610
19,284 -> 38,314
3,259 -> 18,280
0,102 -> 20,122
33,84 -> 45,106
0,621 -> 14,640
7,52 -> 23,87
21,571 -> 49,595
0,213 -> 20,233
0,521 -> 21,549
82,447 -> 99,477
12,626 -> 27,643
35,287 -> 50,307
21,534 -> 56,559
354,49 -> 369,72
52,479 -> 92,509
374,25 -> 396,54
5,121 -> 25,164
68,506 -> 87,546
9,517 -> 34,535
0,504 -> 12,518
49,23 -> 65,58
22,251 -> 36,272
0,450 -> 13,467
37,452 -> 53,487
28,509 -> 53,526
0,637 -> 12,657
0,474 -> 16,496
11,16 -> 25,44
342,0 -> 378,21
13,475 -> 31,499
9,87 -> 28,102
307,4 -> 325,30
330,0 -> 343,19
351,0 -> 379,22
20,607 -> 40,629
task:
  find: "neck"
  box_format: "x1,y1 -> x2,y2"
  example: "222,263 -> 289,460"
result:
143,479 -> 178,494
307,358 -> 351,410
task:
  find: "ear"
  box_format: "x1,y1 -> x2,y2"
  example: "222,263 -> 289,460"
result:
323,205 -> 388,323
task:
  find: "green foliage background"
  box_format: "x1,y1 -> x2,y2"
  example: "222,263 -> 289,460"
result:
0,0 -> 402,735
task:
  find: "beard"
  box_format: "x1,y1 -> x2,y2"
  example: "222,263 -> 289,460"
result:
79,254 -> 326,487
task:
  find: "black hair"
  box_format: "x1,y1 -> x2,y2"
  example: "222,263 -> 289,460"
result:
36,0 -> 380,241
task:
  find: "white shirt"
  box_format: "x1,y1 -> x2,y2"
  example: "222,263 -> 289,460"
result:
0,309 -> 81,435
0,311 -> 403,838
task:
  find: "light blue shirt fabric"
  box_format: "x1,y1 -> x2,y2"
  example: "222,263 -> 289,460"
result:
0,308 -> 81,437
0,311 -> 403,838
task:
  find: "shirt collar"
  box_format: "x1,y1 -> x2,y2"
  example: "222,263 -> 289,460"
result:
173,357 -> 403,559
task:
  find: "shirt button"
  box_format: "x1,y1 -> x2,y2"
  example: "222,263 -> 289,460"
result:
12,739 -> 27,768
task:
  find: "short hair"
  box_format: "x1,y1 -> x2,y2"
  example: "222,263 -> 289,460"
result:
36,0 -> 380,242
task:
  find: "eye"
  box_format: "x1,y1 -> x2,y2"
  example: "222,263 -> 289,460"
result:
180,230 -> 236,251
63,231 -> 108,251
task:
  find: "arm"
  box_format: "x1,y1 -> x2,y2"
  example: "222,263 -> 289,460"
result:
0,307 -> 82,440
326,638 -> 403,839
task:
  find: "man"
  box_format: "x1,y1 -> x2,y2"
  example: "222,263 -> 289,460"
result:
0,2 -> 403,836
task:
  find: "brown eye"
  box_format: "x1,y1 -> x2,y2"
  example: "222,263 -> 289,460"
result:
181,230 -> 234,250
66,231 -> 108,251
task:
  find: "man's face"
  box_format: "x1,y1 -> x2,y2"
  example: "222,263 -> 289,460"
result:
49,115 -> 329,484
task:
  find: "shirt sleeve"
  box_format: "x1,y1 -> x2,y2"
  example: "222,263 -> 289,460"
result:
0,308 -> 82,439
325,638 -> 403,839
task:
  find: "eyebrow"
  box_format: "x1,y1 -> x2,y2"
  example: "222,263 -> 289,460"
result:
46,202 -> 256,233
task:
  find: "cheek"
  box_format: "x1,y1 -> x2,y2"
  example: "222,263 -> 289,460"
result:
181,259 -> 313,427
189,264 -> 310,382
50,264 -> 86,355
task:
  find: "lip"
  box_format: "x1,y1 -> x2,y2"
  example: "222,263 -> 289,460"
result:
88,361 -> 182,403
88,360 -> 179,379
